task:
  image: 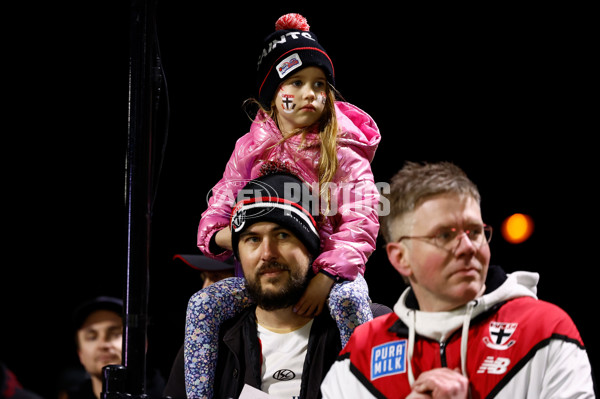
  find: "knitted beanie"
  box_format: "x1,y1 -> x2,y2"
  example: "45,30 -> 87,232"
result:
256,13 -> 335,109
230,172 -> 320,259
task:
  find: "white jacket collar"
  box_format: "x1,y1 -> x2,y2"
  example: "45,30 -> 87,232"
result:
393,271 -> 539,342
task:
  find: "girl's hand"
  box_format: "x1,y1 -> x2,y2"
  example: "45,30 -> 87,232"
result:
293,272 -> 335,317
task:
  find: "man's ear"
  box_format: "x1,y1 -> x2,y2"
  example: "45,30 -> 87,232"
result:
386,242 -> 412,280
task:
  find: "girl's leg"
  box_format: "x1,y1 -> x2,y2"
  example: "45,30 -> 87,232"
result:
327,273 -> 373,347
184,277 -> 251,398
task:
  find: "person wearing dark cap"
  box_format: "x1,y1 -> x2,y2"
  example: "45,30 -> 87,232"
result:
195,12 -> 381,397
64,297 -> 165,399
65,296 -> 124,399
185,172 -> 391,399
172,254 -> 235,289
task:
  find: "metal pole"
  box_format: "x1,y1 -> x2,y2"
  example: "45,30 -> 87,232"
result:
119,0 -> 157,394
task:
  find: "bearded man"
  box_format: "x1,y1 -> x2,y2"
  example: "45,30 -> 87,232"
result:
183,172 -> 390,399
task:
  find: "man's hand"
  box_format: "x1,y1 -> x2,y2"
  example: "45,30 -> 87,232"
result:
406,368 -> 469,399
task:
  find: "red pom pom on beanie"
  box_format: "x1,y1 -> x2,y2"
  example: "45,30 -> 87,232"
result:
275,13 -> 310,31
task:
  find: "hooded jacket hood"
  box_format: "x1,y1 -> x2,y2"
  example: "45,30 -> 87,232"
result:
333,102 -> 380,163
393,265 -> 539,385
394,267 -> 538,342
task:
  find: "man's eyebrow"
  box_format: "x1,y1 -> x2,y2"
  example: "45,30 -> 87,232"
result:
238,230 -> 255,240
238,225 -> 289,239
270,226 -> 292,235
427,220 -> 484,232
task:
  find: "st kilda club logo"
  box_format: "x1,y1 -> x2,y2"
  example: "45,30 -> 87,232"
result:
210,178 -> 288,233
205,178 -> 275,220
483,322 -> 518,350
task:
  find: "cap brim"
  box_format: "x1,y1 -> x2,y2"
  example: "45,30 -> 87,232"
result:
173,254 -> 235,272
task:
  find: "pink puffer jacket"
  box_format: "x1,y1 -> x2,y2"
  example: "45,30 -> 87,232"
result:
197,101 -> 381,280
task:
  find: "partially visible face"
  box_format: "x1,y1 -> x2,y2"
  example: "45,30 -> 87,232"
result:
76,310 -> 123,378
391,193 -> 491,311
201,270 -> 235,289
274,66 -> 327,134
238,221 -> 312,310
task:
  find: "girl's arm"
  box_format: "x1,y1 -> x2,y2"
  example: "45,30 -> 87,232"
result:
313,176 -> 380,281
214,226 -> 232,251
197,134 -> 260,260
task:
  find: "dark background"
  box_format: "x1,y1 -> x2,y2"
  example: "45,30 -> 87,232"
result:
4,3 -> 596,397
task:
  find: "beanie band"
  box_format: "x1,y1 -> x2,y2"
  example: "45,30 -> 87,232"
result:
231,197 -> 318,236
258,47 -> 335,101
229,172 -> 321,259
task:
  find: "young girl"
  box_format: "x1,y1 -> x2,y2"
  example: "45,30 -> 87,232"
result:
188,13 -> 381,397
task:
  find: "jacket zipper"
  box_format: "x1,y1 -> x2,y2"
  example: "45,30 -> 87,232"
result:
439,341 -> 447,367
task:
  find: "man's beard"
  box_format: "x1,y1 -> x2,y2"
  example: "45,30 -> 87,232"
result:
246,261 -> 310,311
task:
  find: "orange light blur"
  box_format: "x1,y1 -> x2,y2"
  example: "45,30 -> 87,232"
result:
501,213 -> 534,244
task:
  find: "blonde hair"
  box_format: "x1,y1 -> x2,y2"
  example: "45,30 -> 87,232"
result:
245,83 -> 340,206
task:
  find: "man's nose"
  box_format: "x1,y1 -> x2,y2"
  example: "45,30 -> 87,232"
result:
453,231 -> 477,254
99,335 -> 113,347
260,237 -> 278,260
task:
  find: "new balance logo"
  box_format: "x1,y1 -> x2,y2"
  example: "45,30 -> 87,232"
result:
477,356 -> 510,374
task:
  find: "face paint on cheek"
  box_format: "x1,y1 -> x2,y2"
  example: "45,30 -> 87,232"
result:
280,92 -> 296,114
317,92 -> 327,105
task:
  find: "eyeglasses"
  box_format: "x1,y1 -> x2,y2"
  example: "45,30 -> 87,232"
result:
397,224 -> 493,251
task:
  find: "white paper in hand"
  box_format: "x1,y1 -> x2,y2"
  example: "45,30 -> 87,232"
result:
238,384 -> 275,398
